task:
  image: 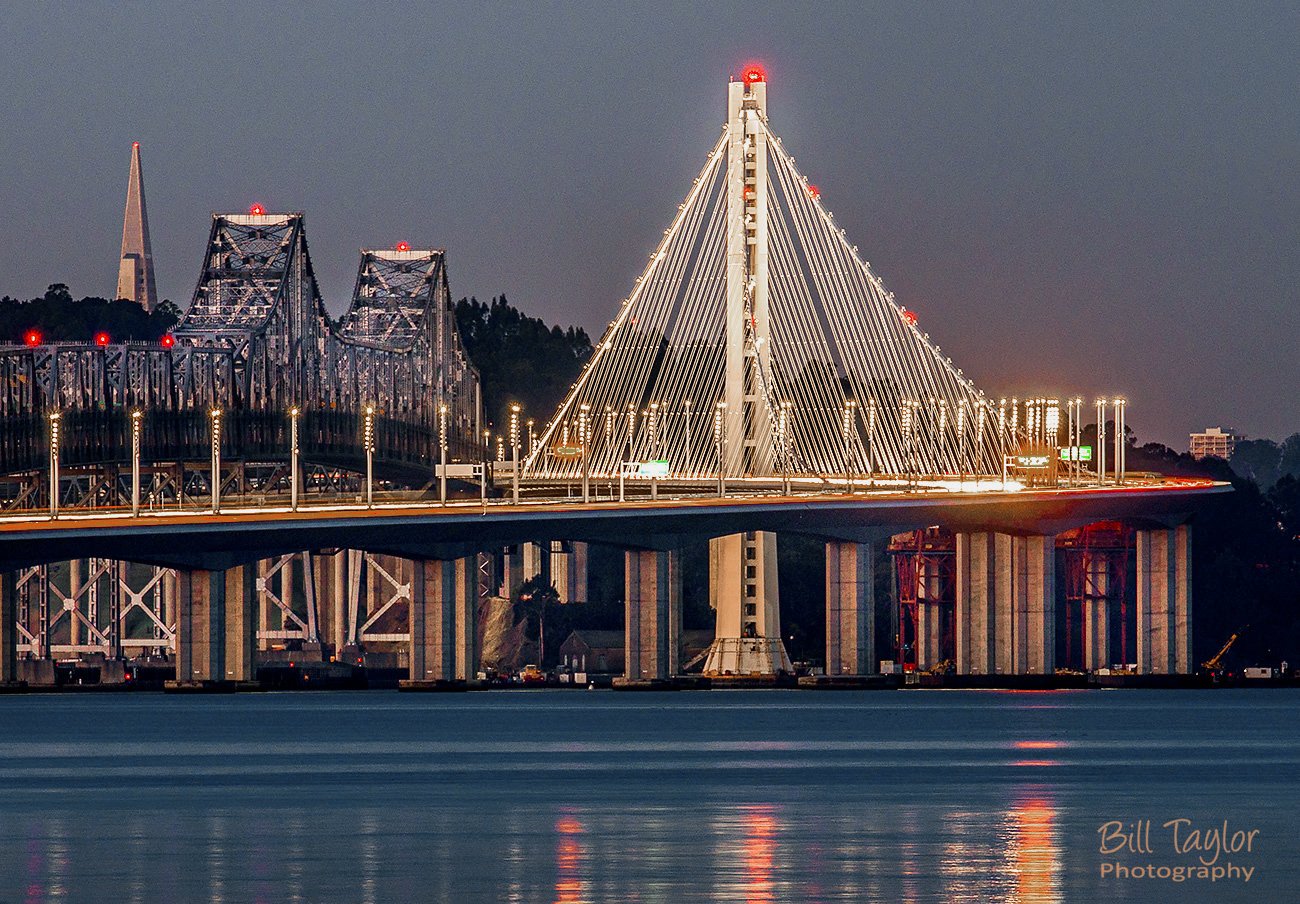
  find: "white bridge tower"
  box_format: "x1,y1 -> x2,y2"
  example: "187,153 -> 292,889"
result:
703,68 -> 792,676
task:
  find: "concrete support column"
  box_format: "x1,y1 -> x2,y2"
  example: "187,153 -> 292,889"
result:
176,567 -> 255,683
957,532 -> 1055,675
1,571 -> 16,683
825,541 -> 874,675
453,557 -> 478,680
1174,524 -> 1192,674
223,566 -> 256,682
956,532 -> 995,675
551,541 -> 588,604
1083,555 -> 1110,672
1137,526 -> 1191,674
175,569 -> 214,682
624,549 -> 682,680
410,560 -> 455,681
1017,535 -> 1056,675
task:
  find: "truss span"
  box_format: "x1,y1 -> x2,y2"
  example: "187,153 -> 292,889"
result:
0,212 -> 482,482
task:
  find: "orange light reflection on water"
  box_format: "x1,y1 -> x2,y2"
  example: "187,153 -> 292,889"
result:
742,805 -> 777,904
1013,798 -> 1060,904
554,812 -> 585,904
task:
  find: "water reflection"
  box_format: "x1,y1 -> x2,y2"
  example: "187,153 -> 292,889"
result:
555,810 -> 585,904
1,691 -> 1293,902
1012,798 -> 1060,904
740,805 -> 776,904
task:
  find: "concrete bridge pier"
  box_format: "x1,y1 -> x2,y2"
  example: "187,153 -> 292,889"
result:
409,557 -> 475,682
1136,525 -> 1192,674
1,571 -> 16,683
824,541 -> 874,675
174,567 -> 256,684
956,533 -> 1056,675
624,549 -> 681,681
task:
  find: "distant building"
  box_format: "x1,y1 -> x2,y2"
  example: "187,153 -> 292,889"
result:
557,629 -> 714,675
1189,427 -> 1238,460
116,143 -> 158,311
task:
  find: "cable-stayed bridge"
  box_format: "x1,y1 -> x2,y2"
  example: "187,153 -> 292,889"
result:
0,71 -> 1221,687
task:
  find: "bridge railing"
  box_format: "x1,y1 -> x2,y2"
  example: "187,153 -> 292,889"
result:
0,407 -> 484,484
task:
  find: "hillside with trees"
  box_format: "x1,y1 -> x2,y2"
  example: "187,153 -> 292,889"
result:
0,284 -> 181,343
453,295 -> 592,434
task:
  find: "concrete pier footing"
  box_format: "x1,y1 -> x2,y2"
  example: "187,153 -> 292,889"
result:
409,557 -> 475,681
955,533 -> 1055,675
175,566 -> 256,683
624,549 -> 682,681
1,571 -> 15,684
1136,525 -> 1192,674
824,541 -> 874,676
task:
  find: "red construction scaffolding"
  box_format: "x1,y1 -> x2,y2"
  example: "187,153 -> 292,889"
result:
1058,521 -> 1132,670
887,528 -> 956,670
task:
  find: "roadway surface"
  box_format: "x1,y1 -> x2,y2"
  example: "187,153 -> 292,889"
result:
0,478 -> 1230,570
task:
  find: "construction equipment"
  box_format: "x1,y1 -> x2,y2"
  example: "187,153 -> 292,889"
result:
924,659 -> 954,676
1201,634 -> 1238,673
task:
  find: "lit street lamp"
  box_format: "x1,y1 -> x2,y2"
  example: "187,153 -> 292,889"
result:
48,411 -> 60,520
289,407 -> 300,511
209,409 -> 222,514
510,404 -> 521,504
439,403 -> 448,504
131,410 -> 142,516
364,406 -> 375,507
714,401 -> 727,497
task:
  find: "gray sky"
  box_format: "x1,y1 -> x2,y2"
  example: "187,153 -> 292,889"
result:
2,2 -> 1297,447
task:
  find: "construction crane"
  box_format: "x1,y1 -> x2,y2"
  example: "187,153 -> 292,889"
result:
1201,634 -> 1238,673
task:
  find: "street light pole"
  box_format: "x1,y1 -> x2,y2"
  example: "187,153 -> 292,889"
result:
1095,398 -> 1107,487
579,403 -> 591,503
131,410 -> 142,516
209,409 -> 222,514
842,400 -> 857,493
48,411 -> 60,520
867,400 -> 877,484
714,401 -> 727,497
684,399 -> 692,478
1114,397 -> 1126,484
439,403 -> 448,505
289,407 -> 300,511
510,404 -> 520,504
364,406 -> 375,508
779,400 -> 791,496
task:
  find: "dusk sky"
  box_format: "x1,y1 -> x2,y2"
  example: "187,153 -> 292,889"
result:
2,2 -> 1297,447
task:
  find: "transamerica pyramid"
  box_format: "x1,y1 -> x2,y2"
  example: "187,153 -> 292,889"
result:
116,142 -> 159,311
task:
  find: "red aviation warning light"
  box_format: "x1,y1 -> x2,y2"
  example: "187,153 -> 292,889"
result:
160,334 -> 176,348
94,331 -> 111,346
742,65 -> 766,85
396,242 -> 410,252
807,184 -> 820,200
902,309 -> 918,326
24,329 -> 41,347
132,142 -> 139,149
250,204 -> 265,216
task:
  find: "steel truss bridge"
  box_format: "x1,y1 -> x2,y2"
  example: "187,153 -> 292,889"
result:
0,212 -> 482,662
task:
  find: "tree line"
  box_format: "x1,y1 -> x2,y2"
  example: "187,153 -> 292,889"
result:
0,284 -> 181,343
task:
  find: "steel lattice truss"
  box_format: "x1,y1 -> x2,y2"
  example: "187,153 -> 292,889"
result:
0,213 -> 481,474
528,117 -> 1008,481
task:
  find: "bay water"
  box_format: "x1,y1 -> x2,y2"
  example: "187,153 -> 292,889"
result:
1,688 -> 1295,903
